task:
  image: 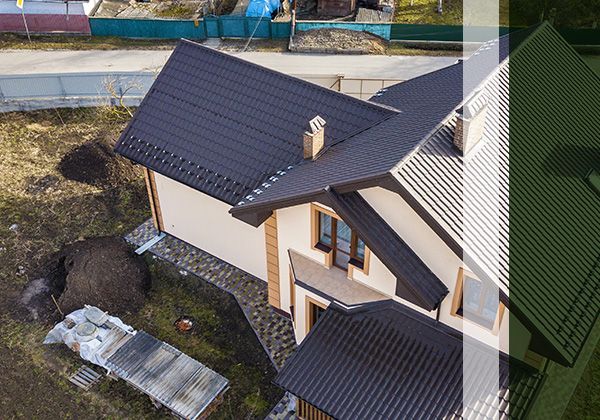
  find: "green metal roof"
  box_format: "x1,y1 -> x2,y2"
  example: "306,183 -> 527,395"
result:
509,22 -> 600,366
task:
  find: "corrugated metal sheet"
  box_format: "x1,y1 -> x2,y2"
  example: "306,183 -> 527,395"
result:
275,301 -> 544,420
106,331 -> 228,419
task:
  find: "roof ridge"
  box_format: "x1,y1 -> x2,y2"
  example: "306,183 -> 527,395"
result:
179,39 -> 399,115
390,49 -> 510,175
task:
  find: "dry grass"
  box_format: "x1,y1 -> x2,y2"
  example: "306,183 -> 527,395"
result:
0,33 -> 178,50
0,107 -> 153,419
0,107 -> 281,419
386,42 -> 462,56
394,0 -> 510,26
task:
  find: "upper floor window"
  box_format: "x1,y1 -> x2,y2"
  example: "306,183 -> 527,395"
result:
311,204 -> 369,274
451,268 -> 504,334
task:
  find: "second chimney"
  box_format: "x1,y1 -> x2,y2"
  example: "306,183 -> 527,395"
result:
303,115 -> 326,160
454,96 -> 488,155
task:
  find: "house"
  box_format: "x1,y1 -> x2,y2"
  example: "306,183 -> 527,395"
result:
115,22 -> 600,419
0,0 -> 97,34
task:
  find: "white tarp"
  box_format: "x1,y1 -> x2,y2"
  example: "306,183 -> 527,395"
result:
44,305 -> 135,369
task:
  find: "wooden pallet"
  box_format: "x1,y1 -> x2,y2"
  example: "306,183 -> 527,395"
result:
69,365 -> 102,391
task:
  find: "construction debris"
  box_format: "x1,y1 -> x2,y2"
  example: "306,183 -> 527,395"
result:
69,365 -> 103,391
45,306 -> 229,419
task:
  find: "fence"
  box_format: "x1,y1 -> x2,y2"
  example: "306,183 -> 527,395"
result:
390,24 -> 511,42
88,15 -> 599,45
0,71 -> 405,112
296,21 -> 390,39
89,16 -> 290,39
0,72 -> 155,112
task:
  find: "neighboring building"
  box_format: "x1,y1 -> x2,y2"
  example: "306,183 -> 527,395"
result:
0,0 -> 97,34
316,0 -> 355,17
116,23 -> 600,419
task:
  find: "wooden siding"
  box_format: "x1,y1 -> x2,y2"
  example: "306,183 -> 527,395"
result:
297,399 -> 332,420
143,168 -> 164,231
265,213 -> 280,308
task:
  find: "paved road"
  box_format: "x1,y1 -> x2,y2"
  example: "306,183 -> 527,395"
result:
0,49 -> 458,79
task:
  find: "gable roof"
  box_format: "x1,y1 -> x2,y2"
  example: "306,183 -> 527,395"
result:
325,188 -> 447,310
392,23 -> 600,366
114,40 -> 396,206
230,32 -> 505,216
232,24 -> 600,366
275,301 -> 544,420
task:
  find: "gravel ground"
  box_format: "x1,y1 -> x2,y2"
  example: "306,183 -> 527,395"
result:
292,28 -> 387,54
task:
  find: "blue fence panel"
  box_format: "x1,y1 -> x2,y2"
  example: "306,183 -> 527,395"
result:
90,16 -> 290,39
89,17 -> 206,39
219,16 -> 247,37
271,21 -> 291,38
203,17 -> 220,37
296,21 -> 391,40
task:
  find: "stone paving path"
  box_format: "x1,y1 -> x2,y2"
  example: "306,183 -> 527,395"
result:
126,220 -> 297,371
265,392 -> 297,420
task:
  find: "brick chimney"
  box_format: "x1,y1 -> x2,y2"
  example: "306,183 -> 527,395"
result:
303,116 -> 326,160
454,99 -> 488,155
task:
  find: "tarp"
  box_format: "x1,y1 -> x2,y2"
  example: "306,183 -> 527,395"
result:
44,305 -> 135,369
245,0 -> 279,17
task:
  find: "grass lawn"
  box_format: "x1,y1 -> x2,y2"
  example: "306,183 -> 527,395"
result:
394,0 -> 510,26
0,108 -> 281,419
0,33 -> 179,50
563,343 -> 600,419
386,42 -> 462,56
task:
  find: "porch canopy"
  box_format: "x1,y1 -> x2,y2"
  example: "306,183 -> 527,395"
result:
275,300 -> 544,420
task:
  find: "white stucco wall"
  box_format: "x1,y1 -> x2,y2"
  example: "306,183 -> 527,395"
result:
275,204 -> 327,313
293,285 -> 330,342
153,173 -> 268,281
273,188 -> 529,358
358,186 -> 526,356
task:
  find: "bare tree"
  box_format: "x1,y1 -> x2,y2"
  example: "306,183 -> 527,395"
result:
102,76 -> 144,118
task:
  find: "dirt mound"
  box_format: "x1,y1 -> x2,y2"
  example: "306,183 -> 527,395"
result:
21,237 -> 150,320
292,28 -> 386,54
58,138 -> 138,187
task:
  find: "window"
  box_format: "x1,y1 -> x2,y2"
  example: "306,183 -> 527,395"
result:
586,169 -> 600,197
312,204 -> 369,273
451,268 -> 504,333
306,297 -> 327,334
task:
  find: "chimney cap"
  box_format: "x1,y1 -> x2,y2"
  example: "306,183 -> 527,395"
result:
308,115 -> 326,134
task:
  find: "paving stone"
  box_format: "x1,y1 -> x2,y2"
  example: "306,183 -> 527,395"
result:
126,220 -> 297,371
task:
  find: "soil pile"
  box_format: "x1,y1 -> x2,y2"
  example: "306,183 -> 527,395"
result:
58,138 -> 138,187
292,28 -> 386,54
21,237 -> 150,320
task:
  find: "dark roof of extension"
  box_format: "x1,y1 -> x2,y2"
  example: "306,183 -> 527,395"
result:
393,23 -> 600,366
276,301 -> 544,420
114,40 -> 396,206
325,188 -> 447,310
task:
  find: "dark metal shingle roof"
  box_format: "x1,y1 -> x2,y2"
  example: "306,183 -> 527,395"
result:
275,301 -> 544,420
115,40 -> 396,205
325,188 -> 447,310
230,35 -> 505,216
